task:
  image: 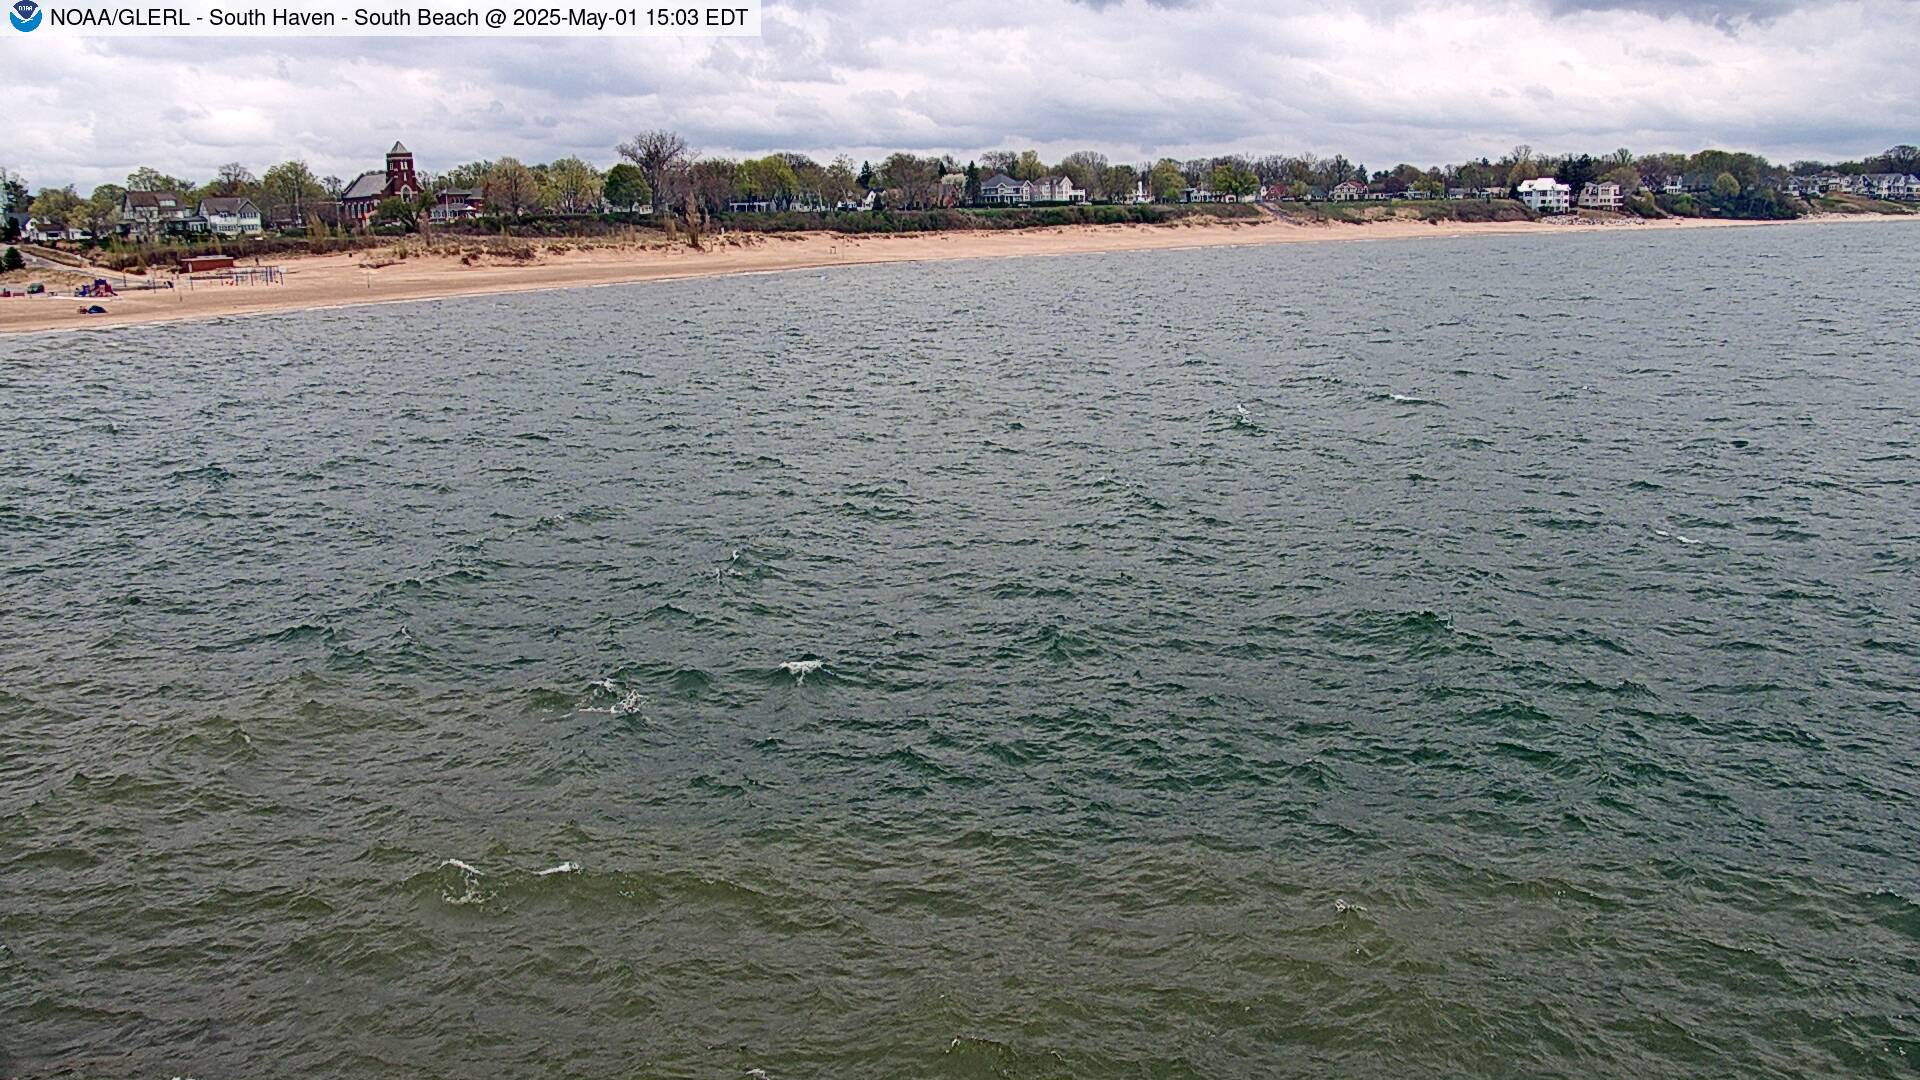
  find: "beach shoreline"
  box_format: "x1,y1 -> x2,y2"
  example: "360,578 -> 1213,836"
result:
1,211 -> 1908,336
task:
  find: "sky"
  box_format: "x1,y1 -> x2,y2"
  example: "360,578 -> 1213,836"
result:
1,0 -> 1916,190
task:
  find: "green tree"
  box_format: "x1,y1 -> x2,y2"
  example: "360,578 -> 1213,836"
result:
125,167 -> 192,194
29,186 -> 83,234
1148,159 -> 1186,201
736,155 -> 798,206
2,246 -> 24,271
1713,171 -> 1740,198
543,156 -> 604,213
371,196 -> 420,232
81,185 -> 124,242
603,163 -> 651,211
261,160 -> 326,227
1207,162 -> 1258,199
1012,150 -> 1045,181
1101,163 -> 1138,202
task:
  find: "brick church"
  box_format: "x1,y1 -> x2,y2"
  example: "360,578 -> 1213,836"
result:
340,142 -> 422,224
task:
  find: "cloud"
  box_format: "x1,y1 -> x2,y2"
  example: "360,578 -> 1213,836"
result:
0,0 -> 1914,189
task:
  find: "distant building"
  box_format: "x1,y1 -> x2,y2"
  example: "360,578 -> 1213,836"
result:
1517,177 -> 1572,213
430,188 -> 486,222
120,190 -> 194,239
1863,173 -> 1920,200
1030,175 -> 1086,203
197,196 -> 264,236
979,173 -> 1032,205
340,141 -> 423,224
1577,181 -> 1623,212
1330,180 -> 1367,201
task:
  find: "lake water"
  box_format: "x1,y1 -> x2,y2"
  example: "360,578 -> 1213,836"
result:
3,221 -> 1917,1079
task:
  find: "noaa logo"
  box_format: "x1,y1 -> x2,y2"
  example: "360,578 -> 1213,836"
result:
9,0 -> 41,30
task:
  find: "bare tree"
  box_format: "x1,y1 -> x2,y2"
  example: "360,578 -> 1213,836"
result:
211,162 -> 257,196
615,130 -> 690,213
483,157 -> 540,216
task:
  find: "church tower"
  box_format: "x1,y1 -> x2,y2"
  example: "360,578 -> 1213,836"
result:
385,141 -> 418,195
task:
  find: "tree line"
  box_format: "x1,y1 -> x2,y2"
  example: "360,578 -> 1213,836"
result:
4,140 -> 1914,244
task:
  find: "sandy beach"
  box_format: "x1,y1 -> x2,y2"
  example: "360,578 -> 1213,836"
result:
0,212 -> 1906,335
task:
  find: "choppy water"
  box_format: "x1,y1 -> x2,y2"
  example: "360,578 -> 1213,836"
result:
3,221 -> 1918,1079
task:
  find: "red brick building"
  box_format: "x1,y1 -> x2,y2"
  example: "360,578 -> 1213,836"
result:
340,141 -> 422,224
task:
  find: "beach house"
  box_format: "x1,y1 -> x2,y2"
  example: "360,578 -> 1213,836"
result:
1331,180 -> 1367,201
1863,173 -> 1920,200
1030,175 -> 1086,203
1577,181 -> 1623,211
430,188 -> 486,222
1517,177 -> 1572,213
119,191 -> 195,239
979,173 -> 1033,205
197,196 -> 264,236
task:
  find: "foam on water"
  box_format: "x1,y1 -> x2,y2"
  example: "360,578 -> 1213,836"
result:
5,222 -> 1918,1080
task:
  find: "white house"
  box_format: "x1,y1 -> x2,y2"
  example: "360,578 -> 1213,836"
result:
24,218 -> 88,243
197,197 -> 264,236
1330,180 -> 1367,201
1578,181 -> 1623,211
1029,175 -> 1086,203
1517,177 -> 1572,213
979,172 -> 1032,205
1864,173 -> 1920,200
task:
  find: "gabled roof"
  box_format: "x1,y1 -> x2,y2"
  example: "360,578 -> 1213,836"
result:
123,190 -> 187,208
981,172 -> 1024,188
199,196 -> 258,214
341,170 -> 387,200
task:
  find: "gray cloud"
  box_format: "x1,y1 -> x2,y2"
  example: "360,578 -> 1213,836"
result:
2,0 -> 1915,189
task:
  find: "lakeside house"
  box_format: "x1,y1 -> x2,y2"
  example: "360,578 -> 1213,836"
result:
197,196 -> 264,236
430,187 -> 486,222
978,173 -> 1086,205
1030,175 -> 1087,203
1517,177 -> 1572,213
1863,173 -> 1919,199
24,218 -> 89,243
340,142 -> 423,224
1577,181 -> 1623,211
980,172 -> 1031,205
1330,180 -> 1367,201
120,190 -> 193,239
1785,172 -> 1916,200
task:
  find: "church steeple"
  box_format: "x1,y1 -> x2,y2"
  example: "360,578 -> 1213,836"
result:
384,140 -> 417,194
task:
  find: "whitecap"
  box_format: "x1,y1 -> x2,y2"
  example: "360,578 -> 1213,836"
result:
536,861 -> 581,877
781,659 -> 824,684
1334,897 -> 1367,913
440,858 -> 482,875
